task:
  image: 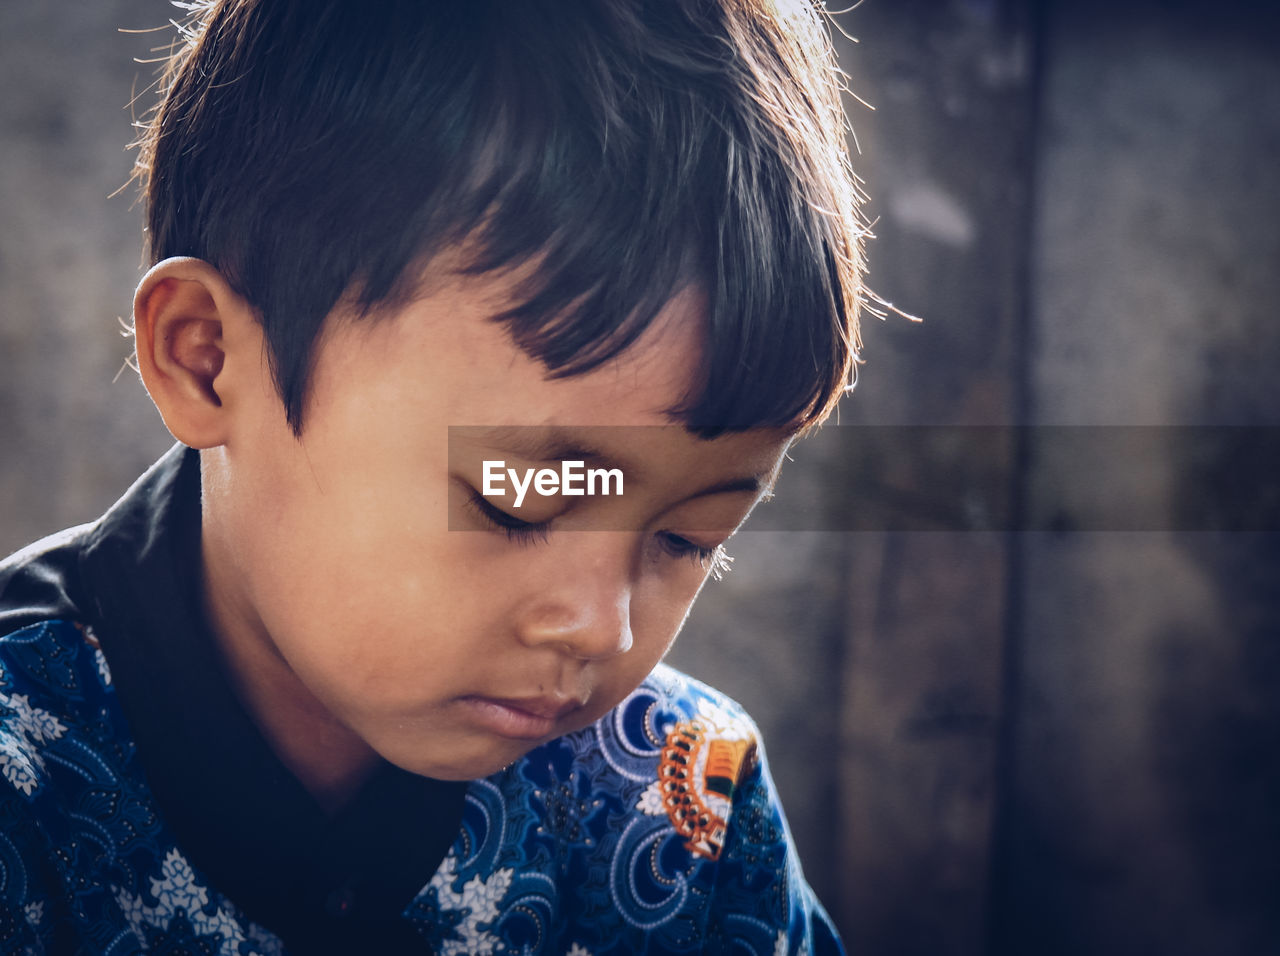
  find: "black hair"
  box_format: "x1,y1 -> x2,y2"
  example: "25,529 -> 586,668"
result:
134,0 -> 866,435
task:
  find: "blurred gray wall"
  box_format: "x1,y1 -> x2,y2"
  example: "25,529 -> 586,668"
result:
0,0 -> 175,544
2,1 -> 1278,954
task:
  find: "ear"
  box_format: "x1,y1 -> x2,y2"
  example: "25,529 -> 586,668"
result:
132,257 -> 261,449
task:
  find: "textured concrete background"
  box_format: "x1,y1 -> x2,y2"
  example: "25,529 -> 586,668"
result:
996,2 -> 1280,954
0,0 -> 174,549
2,1 -> 1278,953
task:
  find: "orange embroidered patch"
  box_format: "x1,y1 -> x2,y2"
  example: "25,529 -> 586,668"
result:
657,720 -> 756,861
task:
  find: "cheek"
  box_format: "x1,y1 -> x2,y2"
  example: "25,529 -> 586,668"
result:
625,569 -> 711,667
240,485 -> 501,678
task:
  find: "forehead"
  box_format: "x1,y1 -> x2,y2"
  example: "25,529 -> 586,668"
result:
313,267 -> 710,431
301,269 -> 795,498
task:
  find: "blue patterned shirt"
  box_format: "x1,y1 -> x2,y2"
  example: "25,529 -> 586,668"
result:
1,620 -> 841,953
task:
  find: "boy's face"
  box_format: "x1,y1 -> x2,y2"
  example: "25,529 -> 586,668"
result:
200,268 -> 791,782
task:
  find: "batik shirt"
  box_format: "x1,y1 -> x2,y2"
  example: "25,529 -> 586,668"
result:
0,448 -> 844,954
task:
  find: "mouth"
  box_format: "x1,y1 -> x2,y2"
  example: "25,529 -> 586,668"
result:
456,694 -> 584,740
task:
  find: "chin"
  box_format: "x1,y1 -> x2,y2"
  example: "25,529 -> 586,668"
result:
379,739 -> 536,783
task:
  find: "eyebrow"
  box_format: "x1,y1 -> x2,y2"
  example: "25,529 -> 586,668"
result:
470,426 -> 623,469
687,474 -> 770,499
467,425 -> 776,500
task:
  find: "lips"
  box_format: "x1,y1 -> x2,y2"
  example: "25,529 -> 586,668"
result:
457,694 -> 584,740
493,695 -> 582,720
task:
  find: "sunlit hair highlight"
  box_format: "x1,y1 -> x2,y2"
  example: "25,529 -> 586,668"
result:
134,0 -> 867,436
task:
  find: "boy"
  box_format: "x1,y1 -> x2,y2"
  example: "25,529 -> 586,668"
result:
0,0 -> 862,952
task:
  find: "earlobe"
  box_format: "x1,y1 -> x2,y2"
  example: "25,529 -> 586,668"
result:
133,257 -> 256,449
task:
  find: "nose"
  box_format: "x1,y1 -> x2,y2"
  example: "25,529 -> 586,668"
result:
515,537 -> 634,660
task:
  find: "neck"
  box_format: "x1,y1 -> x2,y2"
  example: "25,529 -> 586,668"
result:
199,533 -> 379,814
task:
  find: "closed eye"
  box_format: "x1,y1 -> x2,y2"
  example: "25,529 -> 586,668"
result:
467,490 -> 733,578
467,490 -> 551,545
657,533 -> 734,580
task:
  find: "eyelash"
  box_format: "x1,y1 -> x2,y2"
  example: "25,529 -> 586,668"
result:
467,491 -> 550,546
663,537 -> 735,581
466,491 -> 733,578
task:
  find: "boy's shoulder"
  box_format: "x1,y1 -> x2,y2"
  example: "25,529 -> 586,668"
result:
0,620 -> 277,954
0,525 -> 119,805
0,445 -> 187,646
411,664 -> 806,955
546,661 -> 766,835
0,524 -> 96,640
0,619 -> 121,800
409,661 -> 847,955
577,661 -> 767,861
582,660 -> 765,834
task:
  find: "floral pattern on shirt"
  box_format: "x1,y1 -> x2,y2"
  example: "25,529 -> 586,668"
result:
0,693 -> 65,797
0,620 -> 844,954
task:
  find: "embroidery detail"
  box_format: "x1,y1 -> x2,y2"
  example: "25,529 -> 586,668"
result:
534,769 -> 603,848
657,720 -> 756,861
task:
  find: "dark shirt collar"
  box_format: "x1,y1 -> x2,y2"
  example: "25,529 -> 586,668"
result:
16,445 -> 463,952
